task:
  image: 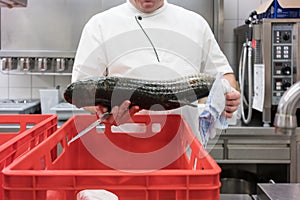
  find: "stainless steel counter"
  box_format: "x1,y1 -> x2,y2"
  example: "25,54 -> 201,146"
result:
220,194 -> 257,200
221,184 -> 300,199
221,184 -> 300,200
257,184 -> 300,200
51,102 -> 89,120
0,99 -> 40,114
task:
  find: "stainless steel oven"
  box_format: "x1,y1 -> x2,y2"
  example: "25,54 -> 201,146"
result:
235,18 -> 300,126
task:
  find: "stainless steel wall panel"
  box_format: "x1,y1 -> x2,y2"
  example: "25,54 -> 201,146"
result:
1,0 -> 101,51
169,0 -> 213,28
169,0 -> 224,45
101,0 -> 125,11
0,0 -> 223,53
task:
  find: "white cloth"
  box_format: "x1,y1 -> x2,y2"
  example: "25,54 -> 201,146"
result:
199,74 -> 232,147
72,0 -> 233,144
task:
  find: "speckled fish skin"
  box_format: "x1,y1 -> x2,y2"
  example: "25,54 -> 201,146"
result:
64,74 -> 215,111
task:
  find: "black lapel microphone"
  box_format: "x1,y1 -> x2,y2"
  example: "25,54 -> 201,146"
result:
135,15 -> 160,63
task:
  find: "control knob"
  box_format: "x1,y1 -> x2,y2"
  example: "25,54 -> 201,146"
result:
281,81 -> 291,91
282,32 -> 290,41
281,66 -> 291,75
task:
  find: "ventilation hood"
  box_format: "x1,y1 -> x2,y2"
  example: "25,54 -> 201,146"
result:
0,0 -> 27,8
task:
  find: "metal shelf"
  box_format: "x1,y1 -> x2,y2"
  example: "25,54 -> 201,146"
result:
0,50 -> 75,75
0,70 -> 71,76
0,50 -> 76,58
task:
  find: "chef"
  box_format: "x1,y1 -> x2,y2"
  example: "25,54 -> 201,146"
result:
71,0 -> 240,145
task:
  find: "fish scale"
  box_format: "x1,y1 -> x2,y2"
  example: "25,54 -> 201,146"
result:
64,74 -> 215,111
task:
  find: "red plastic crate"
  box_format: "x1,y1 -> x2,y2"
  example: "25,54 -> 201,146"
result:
2,114 -> 221,200
0,114 -> 57,200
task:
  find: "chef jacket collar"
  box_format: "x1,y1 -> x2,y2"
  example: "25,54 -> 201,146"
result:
126,0 -> 168,18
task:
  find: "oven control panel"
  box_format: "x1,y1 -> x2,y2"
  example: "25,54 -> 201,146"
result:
272,24 -> 297,105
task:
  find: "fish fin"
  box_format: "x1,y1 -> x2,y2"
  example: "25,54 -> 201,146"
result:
168,99 -> 197,107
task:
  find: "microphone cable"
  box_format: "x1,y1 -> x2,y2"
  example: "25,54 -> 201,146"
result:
135,16 -> 160,62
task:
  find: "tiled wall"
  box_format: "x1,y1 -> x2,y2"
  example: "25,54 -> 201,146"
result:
0,0 -> 270,100
0,73 -> 71,100
223,0 -> 270,74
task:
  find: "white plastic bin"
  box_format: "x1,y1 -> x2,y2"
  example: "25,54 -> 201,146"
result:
39,89 -> 60,114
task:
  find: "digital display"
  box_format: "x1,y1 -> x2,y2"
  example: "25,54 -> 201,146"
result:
274,62 -> 282,67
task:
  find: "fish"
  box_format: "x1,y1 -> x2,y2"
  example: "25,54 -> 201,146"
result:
63,74 -> 215,111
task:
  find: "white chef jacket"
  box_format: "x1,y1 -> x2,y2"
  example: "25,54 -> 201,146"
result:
72,0 -> 233,143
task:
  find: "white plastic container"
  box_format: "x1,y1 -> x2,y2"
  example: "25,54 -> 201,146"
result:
77,190 -> 118,200
50,102 -> 89,120
39,89 -> 61,114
